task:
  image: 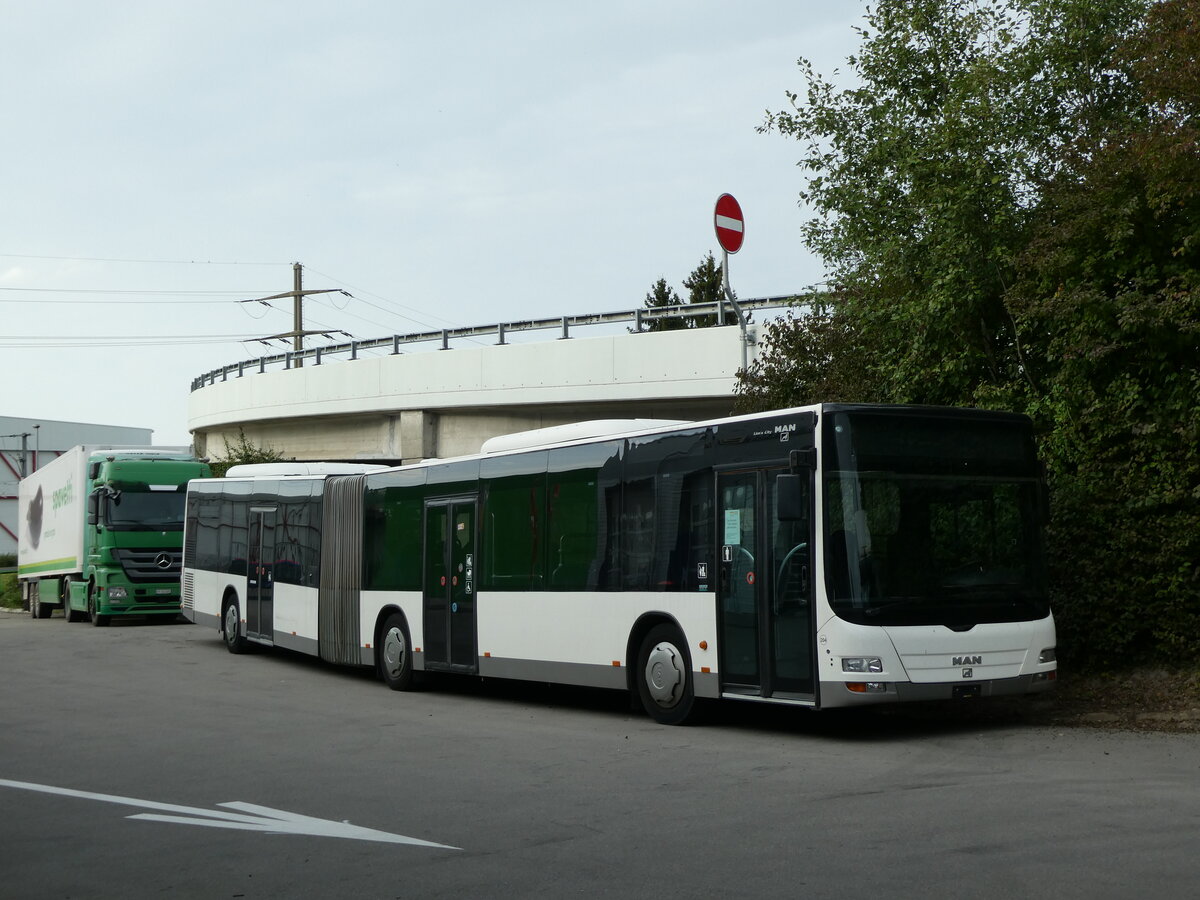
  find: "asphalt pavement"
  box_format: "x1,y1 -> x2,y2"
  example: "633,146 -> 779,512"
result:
2,607 -> 1198,899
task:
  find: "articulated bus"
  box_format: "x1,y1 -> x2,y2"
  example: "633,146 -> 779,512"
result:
181,405 -> 1056,724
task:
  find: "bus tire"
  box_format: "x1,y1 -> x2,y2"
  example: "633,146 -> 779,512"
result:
635,623 -> 695,726
223,597 -> 247,654
378,613 -> 414,691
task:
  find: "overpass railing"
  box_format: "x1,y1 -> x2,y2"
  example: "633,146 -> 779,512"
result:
190,295 -> 800,392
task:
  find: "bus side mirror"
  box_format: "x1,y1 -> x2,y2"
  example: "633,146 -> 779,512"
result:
789,448 -> 816,472
776,474 -> 807,523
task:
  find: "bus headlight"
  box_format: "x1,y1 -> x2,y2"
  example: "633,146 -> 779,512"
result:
842,657 -> 883,674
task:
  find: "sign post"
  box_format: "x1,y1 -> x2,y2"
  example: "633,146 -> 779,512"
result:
713,194 -> 750,369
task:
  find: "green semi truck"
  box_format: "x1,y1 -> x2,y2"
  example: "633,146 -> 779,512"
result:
18,446 -> 211,624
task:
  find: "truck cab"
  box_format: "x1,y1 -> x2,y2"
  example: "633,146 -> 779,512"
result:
68,454 -> 212,624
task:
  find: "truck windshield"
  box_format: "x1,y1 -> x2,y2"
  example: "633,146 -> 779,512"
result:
106,490 -> 187,531
823,410 -> 1049,628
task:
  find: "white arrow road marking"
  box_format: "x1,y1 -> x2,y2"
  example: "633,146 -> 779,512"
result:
0,778 -> 458,849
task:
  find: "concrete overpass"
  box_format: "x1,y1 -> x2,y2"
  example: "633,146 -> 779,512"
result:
187,297 -> 792,463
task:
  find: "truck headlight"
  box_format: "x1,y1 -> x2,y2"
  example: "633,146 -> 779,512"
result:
107,586 -> 128,600
1039,648 -> 1056,663
842,657 -> 883,674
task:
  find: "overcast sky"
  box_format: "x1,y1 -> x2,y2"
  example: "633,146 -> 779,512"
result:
2,1 -> 868,447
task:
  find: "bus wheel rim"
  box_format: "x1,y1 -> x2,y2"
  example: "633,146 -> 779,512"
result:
645,642 -> 684,707
383,626 -> 407,677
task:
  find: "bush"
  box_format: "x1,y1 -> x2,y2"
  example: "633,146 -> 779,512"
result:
0,574 -> 21,610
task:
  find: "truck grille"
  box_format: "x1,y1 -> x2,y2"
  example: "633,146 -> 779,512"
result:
115,549 -> 182,582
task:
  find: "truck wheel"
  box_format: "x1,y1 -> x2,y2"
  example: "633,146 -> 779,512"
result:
88,583 -> 110,627
62,579 -> 82,623
32,592 -> 51,619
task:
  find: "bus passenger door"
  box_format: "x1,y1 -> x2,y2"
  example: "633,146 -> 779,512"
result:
423,497 -> 478,672
247,507 -> 276,640
717,469 -> 814,701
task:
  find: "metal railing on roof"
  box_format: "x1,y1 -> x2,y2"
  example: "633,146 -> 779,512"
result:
190,294 -> 800,392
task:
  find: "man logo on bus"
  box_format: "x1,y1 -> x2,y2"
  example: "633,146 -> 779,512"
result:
953,655 -> 982,666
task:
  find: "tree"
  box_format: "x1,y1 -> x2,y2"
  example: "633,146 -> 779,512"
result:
209,429 -> 288,477
1001,0 -> 1200,662
734,296 -> 879,410
636,253 -> 738,331
752,0 -> 1145,408
683,251 -> 737,327
636,277 -> 685,331
744,0 -> 1200,664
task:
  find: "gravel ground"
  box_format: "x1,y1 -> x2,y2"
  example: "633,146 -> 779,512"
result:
884,667 -> 1200,734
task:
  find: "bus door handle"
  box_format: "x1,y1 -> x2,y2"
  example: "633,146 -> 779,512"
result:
720,545 -> 734,592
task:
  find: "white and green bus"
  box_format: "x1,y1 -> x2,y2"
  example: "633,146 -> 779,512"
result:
181,404 -> 1056,724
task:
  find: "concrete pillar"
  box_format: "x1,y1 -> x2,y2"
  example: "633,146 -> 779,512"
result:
399,410 -> 437,464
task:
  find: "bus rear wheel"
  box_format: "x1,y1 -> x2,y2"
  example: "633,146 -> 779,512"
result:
635,624 -> 696,726
378,613 -> 414,691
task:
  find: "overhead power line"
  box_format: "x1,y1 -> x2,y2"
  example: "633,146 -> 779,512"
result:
0,334 -> 265,349
0,287 -> 262,295
305,266 -> 469,333
5,333 -> 262,341
0,252 -> 287,266
0,297 -> 260,309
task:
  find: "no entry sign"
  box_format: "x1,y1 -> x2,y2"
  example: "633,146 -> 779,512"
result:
714,193 -> 744,253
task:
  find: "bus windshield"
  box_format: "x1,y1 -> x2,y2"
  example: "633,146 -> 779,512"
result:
823,410 -> 1049,627
106,489 -> 187,531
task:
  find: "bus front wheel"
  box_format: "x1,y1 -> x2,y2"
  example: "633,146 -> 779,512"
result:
223,598 -> 247,654
378,613 -> 414,691
635,624 -> 695,726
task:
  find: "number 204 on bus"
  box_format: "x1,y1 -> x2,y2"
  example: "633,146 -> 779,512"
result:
181,404 -> 1057,725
